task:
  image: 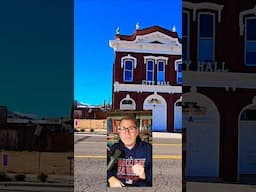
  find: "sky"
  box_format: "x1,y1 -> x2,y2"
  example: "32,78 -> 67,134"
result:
74,0 -> 182,106
0,1 -> 73,118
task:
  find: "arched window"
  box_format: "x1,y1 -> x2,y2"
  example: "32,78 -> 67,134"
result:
121,55 -> 137,82
120,94 -> 136,110
175,59 -> 182,84
123,60 -> 134,82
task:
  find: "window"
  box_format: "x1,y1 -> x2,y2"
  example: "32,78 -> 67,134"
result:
241,109 -> 256,120
198,13 -> 215,62
245,17 -> 256,66
177,64 -> 182,84
175,59 -> 182,84
157,60 -> 165,82
123,60 -> 133,82
120,94 -> 136,110
183,11 -> 189,60
146,60 -> 154,82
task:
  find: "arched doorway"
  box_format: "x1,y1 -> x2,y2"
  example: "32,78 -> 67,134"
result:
238,98 -> 256,180
143,94 -> 167,132
174,97 -> 182,132
183,92 -> 220,177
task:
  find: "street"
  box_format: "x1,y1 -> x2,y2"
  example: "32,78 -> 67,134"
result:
74,133 -> 182,192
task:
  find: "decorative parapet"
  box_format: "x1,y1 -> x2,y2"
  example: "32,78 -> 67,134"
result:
109,31 -> 181,55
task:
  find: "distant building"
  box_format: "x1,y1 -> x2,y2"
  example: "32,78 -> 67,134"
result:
109,25 -> 182,132
73,101 -> 110,119
0,106 -> 73,151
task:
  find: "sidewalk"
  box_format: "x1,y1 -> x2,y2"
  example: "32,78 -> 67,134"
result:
2,173 -> 73,183
152,132 -> 182,139
187,181 -> 256,192
0,174 -> 73,192
0,182 -> 73,192
76,131 -> 182,139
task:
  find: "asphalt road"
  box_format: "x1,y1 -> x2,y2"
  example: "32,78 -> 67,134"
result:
74,133 -> 182,192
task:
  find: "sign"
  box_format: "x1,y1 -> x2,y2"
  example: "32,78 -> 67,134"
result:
142,80 -> 170,85
184,60 -> 228,72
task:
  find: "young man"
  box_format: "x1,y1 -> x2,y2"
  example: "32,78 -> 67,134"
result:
107,117 -> 152,187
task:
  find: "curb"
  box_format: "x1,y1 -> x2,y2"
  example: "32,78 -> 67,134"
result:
0,182 -> 74,188
152,132 -> 182,139
75,131 -> 182,139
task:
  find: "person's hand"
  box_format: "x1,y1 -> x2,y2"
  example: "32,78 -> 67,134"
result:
108,176 -> 125,187
132,164 -> 145,179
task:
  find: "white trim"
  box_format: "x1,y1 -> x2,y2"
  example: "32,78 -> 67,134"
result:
121,54 -> 137,68
174,59 -> 182,71
144,56 -> 168,64
174,96 -> 182,131
183,71 -> 256,89
144,56 -> 156,64
198,12 -> 215,62
143,93 -> 167,132
123,59 -> 134,82
109,31 -> 181,55
114,81 -> 182,94
109,41 -> 181,55
157,56 -> 169,63
134,31 -> 180,45
183,1 -> 224,22
239,5 -> 256,36
120,94 -> 136,110
174,59 -> 182,84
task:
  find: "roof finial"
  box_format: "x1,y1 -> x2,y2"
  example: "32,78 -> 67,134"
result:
115,27 -> 120,35
136,22 -> 140,30
172,25 -> 176,32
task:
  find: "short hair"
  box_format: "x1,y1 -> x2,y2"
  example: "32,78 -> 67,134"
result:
119,115 -> 138,127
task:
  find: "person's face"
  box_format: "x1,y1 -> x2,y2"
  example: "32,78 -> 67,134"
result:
118,119 -> 139,148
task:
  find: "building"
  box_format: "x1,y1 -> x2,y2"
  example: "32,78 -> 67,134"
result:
109,25 -> 182,132
183,0 -> 256,182
0,106 -> 73,151
73,101 -> 109,119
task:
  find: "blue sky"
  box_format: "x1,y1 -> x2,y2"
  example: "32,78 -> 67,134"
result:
75,0 -> 182,106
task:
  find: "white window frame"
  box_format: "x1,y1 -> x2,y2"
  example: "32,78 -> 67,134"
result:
120,94 -> 136,110
157,60 -> 166,82
175,59 -> 182,84
197,12 -> 215,63
146,59 -> 154,82
244,16 -> 256,66
123,59 -> 134,82
121,54 -> 137,82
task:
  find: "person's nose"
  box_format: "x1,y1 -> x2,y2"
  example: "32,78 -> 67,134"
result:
124,129 -> 131,134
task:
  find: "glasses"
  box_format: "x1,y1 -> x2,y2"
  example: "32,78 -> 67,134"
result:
118,126 -> 137,133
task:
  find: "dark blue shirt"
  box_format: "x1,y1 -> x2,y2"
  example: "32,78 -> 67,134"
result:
107,137 -> 152,186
